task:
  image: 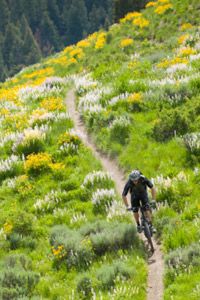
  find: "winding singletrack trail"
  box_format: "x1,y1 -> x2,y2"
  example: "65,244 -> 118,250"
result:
65,90 -> 164,300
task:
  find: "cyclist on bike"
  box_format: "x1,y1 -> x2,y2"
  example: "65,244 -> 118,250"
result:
122,169 -> 156,233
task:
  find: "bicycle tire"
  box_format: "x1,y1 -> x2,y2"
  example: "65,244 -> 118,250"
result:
143,221 -> 154,252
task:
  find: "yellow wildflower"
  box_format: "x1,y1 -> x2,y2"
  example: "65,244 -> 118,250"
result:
95,32 -> 106,49
146,1 -> 157,8
128,61 -> 139,69
49,162 -> 65,171
52,245 -> 65,258
120,38 -> 134,48
158,0 -> 170,3
120,11 -> 142,23
155,3 -> 173,14
69,48 -> 84,59
40,97 -> 64,111
24,152 -> 52,173
157,56 -> 188,68
77,39 -> 90,48
0,108 -> 10,116
3,222 -> 13,234
180,23 -> 193,31
128,93 -> 143,103
133,17 -> 150,28
68,57 -> 78,64
46,55 -> 68,65
62,45 -> 74,54
87,32 -> 98,42
178,34 -> 190,44
22,67 -> 54,80
178,47 -> 196,57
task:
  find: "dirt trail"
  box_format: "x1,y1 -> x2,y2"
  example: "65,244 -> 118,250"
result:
65,90 -> 164,300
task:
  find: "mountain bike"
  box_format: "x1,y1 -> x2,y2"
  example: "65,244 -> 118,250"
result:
127,203 -> 155,253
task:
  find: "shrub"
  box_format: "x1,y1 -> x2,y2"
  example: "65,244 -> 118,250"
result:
97,264 -> 116,290
165,242 -> 200,284
90,222 -> 138,255
60,178 -> 79,191
163,220 -> 198,251
109,116 -> 131,144
16,138 -> 45,156
58,132 -> 82,155
91,188 -> 116,214
183,132 -> 200,158
24,152 -> 64,175
79,220 -> 108,236
50,225 -> 94,270
82,171 -> 114,191
0,155 -> 20,182
96,261 -> 133,290
76,277 -> 93,299
153,109 -> 190,141
0,254 -> 40,299
154,207 -> 177,238
189,76 -> 200,95
24,152 -> 52,175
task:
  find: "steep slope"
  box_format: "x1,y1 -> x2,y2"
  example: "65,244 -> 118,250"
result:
0,0 -> 200,299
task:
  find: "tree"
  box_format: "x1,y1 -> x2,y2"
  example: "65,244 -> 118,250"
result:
20,15 -> 42,65
0,34 -> 7,81
40,12 -> 60,54
63,0 -> 88,44
113,0 -> 148,21
3,23 -> 23,70
0,0 -> 10,33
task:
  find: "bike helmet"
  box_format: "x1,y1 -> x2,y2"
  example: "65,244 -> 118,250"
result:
129,170 -> 141,181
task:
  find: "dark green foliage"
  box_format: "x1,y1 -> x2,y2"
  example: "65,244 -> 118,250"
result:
0,0 -> 116,81
87,221 -> 138,255
165,243 -> 200,285
0,0 -> 10,33
0,254 -> 40,299
153,109 -> 190,141
77,277 -> 93,299
50,225 -> 94,270
96,261 -> 133,290
113,0 -> 148,21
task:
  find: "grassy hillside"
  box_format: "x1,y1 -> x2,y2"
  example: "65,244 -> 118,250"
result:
0,0 -> 200,299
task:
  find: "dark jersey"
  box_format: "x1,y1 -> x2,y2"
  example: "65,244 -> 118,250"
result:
122,175 -> 153,199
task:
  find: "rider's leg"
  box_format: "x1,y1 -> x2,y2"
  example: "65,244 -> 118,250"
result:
133,212 -> 140,225
131,196 -> 140,226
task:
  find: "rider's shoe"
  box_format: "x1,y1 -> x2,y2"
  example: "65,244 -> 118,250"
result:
137,225 -> 143,233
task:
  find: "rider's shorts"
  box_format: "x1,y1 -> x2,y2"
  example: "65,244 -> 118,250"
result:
131,195 -> 150,213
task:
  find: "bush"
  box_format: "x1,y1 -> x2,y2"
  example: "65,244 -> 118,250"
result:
77,277 -> 93,299
165,242 -> 200,285
96,261 -> 133,290
50,225 -> 94,270
0,254 -> 40,299
153,109 -> 190,141
89,222 -> 138,255
24,153 -> 52,175
189,76 -> 200,95
82,171 -> 114,191
109,116 -> 131,144
92,188 -> 116,214
163,221 -> 198,251
16,138 -> 45,156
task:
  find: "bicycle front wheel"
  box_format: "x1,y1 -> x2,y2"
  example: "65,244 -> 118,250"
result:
143,221 -> 154,252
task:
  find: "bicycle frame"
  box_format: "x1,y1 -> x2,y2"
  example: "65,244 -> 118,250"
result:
127,205 -> 154,253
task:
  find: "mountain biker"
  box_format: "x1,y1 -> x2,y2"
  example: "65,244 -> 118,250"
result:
122,169 -> 156,233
